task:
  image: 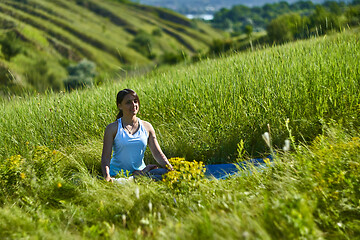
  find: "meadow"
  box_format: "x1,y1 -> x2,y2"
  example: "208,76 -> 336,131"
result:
0,29 -> 359,239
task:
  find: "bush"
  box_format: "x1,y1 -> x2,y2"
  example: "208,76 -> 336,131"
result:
0,31 -> 22,61
308,6 -> 343,35
161,51 -> 187,65
266,13 -> 307,44
64,59 -> 96,90
0,146 -> 69,199
208,39 -> 234,56
244,24 -> 253,35
0,62 -> 11,85
151,28 -> 162,36
25,59 -> 64,92
128,31 -> 155,59
345,5 -> 360,26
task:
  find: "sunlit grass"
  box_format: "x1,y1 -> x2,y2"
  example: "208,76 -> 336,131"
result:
0,30 -> 359,239
1,30 -> 359,162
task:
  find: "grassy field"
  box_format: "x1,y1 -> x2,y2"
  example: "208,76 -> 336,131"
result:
0,29 -> 359,239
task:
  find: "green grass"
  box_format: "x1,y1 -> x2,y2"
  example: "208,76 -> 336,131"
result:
0,29 -> 360,239
1,29 -> 359,161
1,128 -> 359,239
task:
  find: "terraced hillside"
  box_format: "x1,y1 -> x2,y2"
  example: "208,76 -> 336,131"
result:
0,0 -> 223,93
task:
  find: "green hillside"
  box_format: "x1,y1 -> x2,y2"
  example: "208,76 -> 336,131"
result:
0,0 -> 223,94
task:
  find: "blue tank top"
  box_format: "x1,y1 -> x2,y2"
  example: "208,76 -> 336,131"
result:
109,118 -> 148,176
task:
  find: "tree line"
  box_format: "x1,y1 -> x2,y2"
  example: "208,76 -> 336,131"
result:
212,0 -> 360,43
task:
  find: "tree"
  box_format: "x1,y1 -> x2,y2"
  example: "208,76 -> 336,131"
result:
346,5 -> 360,26
309,6 -> 342,35
244,25 -> 253,38
266,13 -> 305,43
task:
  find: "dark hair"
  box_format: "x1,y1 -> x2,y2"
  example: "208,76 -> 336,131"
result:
116,89 -> 140,120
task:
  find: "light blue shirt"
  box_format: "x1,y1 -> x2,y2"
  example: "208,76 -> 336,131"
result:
110,118 -> 148,176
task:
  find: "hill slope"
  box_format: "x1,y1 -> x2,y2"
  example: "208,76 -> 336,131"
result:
0,0 -> 223,93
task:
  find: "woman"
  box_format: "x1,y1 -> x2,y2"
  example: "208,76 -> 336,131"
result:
101,89 -> 173,182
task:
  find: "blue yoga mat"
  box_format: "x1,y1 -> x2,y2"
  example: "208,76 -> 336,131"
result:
205,157 -> 272,179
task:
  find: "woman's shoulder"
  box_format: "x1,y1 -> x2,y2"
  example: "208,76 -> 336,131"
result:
105,121 -> 119,134
140,120 -> 154,133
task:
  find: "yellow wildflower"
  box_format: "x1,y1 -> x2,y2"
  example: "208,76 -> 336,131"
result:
6,155 -> 22,170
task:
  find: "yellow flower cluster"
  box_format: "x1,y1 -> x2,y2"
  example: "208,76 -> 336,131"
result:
5,155 -> 23,170
32,146 -> 63,165
163,157 -> 206,190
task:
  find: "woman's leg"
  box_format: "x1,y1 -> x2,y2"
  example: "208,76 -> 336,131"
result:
147,168 -> 169,181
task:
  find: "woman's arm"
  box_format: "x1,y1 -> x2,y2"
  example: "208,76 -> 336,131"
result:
143,121 -> 173,170
101,122 -> 117,182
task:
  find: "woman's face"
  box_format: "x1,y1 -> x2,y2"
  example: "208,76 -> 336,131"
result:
118,94 -> 139,116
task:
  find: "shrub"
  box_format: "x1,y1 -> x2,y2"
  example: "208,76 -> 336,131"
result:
64,59 -> 96,90
128,31 -> 155,59
208,39 -> 234,56
308,6 -> 343,35
151,28 -> 162,36
345,5 -> 360,26
161,51 -> 187,65
244,24 -> 253,38
25,59 -> 63,92
0,62 -> 11,85
266,13 -> 307,44
0,31 -> 22,61
0,145 -> 79,206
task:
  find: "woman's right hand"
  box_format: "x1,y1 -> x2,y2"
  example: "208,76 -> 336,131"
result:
105,175 -> 114,183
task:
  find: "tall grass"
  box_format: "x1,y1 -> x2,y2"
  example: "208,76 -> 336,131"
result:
0,29 -> 360,239
1,127 -> 359,239
1,30 -> 359,163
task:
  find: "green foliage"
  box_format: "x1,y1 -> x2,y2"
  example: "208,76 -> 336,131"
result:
244,24 -> 253,37
309,5 -> 343,35
1,126 -> 360,238
128,31 -> 156,59
64,59 -> 96,90
1,30 -> 359,163
151,28 -> 162,36
212,0 -> 360,47
267,13 -> 308,43
161,50 -> 187,65
26,59 -> 63,92
346,5 -> 360,25
0,62 -> 11,85
0,31 -> 22,61
0,145 -> 76,202
0,29 -> 360,239
212,1 -> 314,32
208,39 -> 234,56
